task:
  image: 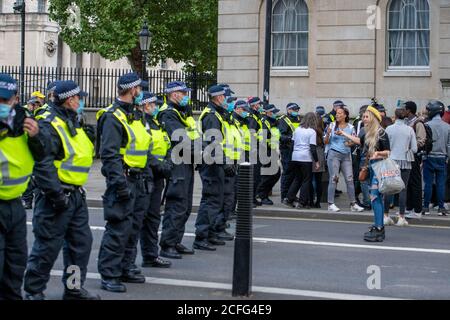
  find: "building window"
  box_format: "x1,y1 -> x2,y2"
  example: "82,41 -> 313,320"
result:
272,0 -> 308,68
388,0 -> 430,68
38,0 -> 46,13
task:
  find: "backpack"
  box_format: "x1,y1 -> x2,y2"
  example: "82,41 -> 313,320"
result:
414,120 -> 433,154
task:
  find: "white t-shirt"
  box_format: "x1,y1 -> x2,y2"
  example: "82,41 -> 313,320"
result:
291,127 -> 317,162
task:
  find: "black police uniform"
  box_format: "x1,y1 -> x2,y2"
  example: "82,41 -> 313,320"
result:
23,105 -> 94,297
158,101 -> 197,256
195,102 -> 227,247
139,113 -> 172,264
256,116 -> 281,200
97,99 -> 153,283
247,109 -> 263,204
0,106 -> 45,300
278,114 -> 300,200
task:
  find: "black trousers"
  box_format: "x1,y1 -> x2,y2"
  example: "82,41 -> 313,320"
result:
195,164 -> 224,240
286,161 -> 313,205
406,155 -> 423,213
253,160 -> 262,202
311,172 -> 323,205
160,164 -> 194,249
215,175 -> 236,233
24,189 -> 93,294
98,175 -> 148,279
21,177 -> 35,205
257,165 -> 281,200
280,147 -> 295,200
0,198 -> 27,300
140,177 -> 165,261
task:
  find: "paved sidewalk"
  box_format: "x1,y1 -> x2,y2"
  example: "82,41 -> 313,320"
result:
85,160 -> 450,227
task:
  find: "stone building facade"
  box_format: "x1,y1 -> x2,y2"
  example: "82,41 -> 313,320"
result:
218,0 -> 450,115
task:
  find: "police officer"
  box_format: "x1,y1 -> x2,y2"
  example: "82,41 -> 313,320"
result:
247,97 -> 264,207
97,73 -> 152,292
23,80 -> 99,300
195,85 -> 230,250
0,73 -> 44,300
137,92 -> 172,268
256,104 -> 281,205
233,100 -> 252,163
278,103 -> 301,202
158,81 -> 200,259
33,81 -> 58,120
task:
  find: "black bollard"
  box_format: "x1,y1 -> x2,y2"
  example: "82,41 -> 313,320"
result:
232,163 -> 253,297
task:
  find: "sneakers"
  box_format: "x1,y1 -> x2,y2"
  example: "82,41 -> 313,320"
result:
405,211 -> 422,219
384,215 -> 395,226
281,198 -> 295,208
396,216 -> 409,227
364,226 -> 385,242
422,208 -> 431,216
438,208 -> 448,217
350,203 -> 364,212
328,204 -> 340,212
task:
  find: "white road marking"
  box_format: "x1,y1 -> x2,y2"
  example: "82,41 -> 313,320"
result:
26,222 -> 450,255
49,270 -> 400,300
78,208 -> 450,230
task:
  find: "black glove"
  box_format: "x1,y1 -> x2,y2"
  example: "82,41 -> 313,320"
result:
223,164 -> 236,177
158,159 -> 173,178
116,186 -> 131,202
49,191 -> 70,214
83,124 -> 96,144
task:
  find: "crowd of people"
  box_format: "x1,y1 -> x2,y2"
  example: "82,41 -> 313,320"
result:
0,70 -> 449,300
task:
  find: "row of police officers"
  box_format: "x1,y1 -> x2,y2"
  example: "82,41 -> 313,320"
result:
0,71 -> 301,299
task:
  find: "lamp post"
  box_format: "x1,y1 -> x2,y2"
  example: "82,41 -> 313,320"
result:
263,0 -> 272,104
139,21 -> 152,91
13,0 -> 26,105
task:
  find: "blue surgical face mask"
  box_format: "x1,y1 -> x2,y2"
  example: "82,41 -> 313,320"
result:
270,113 -> 278,120
241,111 -> 249,118
180,95 -> 190,107
291,111 -> 299,117
258,106 -> 264,113
134,91 -> 143,105
152,106 -> 160,117
0,104 -> 11,119
77,99 -> 85,114
227,102 -> 235,113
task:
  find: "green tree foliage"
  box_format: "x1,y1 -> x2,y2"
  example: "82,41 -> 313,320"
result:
48,0 -> 218,73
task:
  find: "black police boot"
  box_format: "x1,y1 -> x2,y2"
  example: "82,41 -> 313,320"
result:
160,247 -> 182,259
260,198 -> 274,205
193,239 -> 216,251
25,292 -> 46,300
314,201 -> 321,208
142,257 -> 172,268
208,237 -> 226,246
101,278 -> 126,293
216,230 -> 234,241
63,287 -> 101,300
120,270 -> 146,284
363,226 -> 385,242
175,243 -> 195,255
254,198 -> 262,207
129,263 -> 142,275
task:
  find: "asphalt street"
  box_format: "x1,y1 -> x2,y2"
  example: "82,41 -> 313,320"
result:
24,209 -> 450,300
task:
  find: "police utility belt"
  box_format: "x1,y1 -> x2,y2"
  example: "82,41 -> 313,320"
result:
124,166 -> 145,178
42,182 -> 86,196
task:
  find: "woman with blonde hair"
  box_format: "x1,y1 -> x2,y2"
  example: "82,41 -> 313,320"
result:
361,106 -> 391,241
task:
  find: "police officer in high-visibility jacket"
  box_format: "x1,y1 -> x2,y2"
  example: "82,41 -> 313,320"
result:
137,92 -> 172,268
247,97 -> 264,207
233,100 -> 252,163
23,80 -> 99,300
194,85 -> 236,251
158,81 -> 200,259
0,73 -> 45,300
256,104 -> 281,205
278,103 -> 301,202
96,73 -> 153,293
